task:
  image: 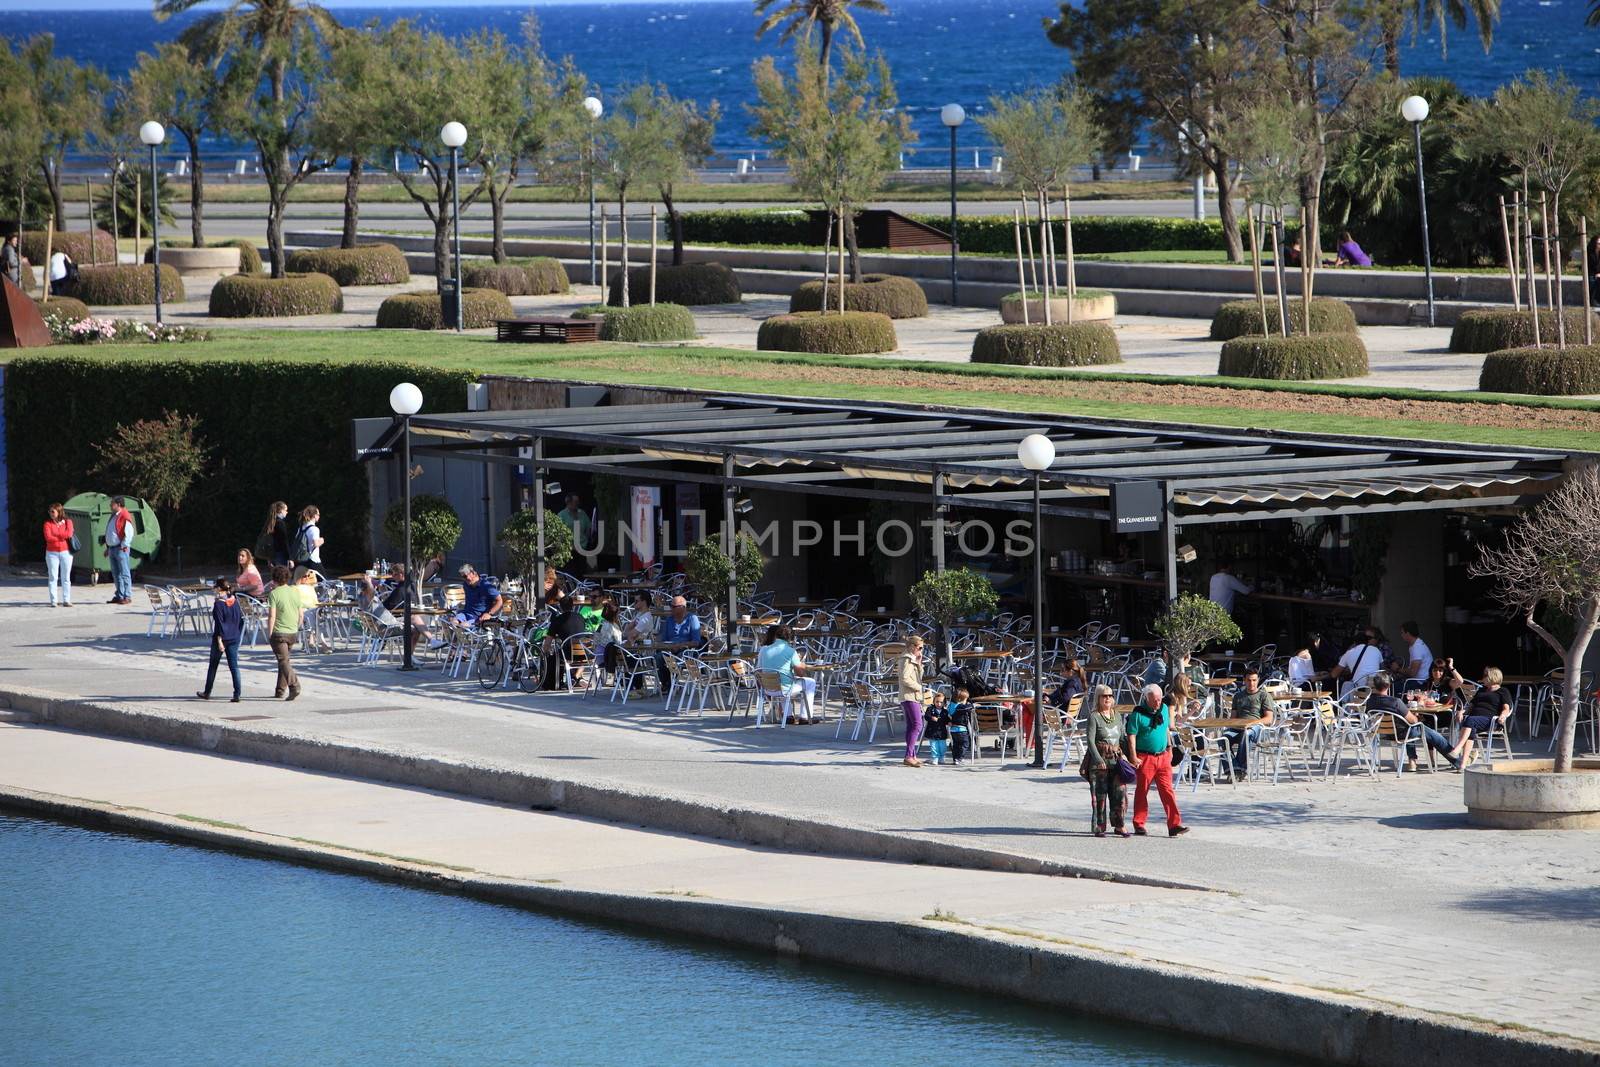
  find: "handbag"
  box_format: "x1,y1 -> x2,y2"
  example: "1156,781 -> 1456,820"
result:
67,533 -> 81,553
1116,756 -> 1138,784
1170,743 -> 1186,767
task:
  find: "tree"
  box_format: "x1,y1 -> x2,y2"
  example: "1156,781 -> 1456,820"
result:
92,164 -> 176,238
498,510 -> 574,599
1471,463 -> 1600,773
127,42 -> 240,247
910,566 -> 999,665
1370,0 -> 1499,77
1225,95 -> 1309,333
598,83 -> 701,305
0,42 -> 45,229
684,533 -> 765,633
382,494 -> 462,575
656,95 -> 720,267
312,23 -> 391,249
92,410 -> 213,554
752,0 -> 889,79
749,44 -> 909,281
1151,593 -> 1242,666
1046,0 -> 1269,264
20,37 -> 108,226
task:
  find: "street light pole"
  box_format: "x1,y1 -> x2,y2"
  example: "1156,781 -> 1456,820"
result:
389,382 -> 424,672
1401,95 -> 1435,327
583,96 -> 604,289
139,121 -> 166,324
941,104 -> 965,306
440,122 -> 467,332
1017,433 -> 1055,769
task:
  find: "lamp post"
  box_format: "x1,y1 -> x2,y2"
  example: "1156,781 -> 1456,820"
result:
1400,94 -> 1435,327
139,121 -> 166,324
1017,432 -> 1055,769
941,103 -> 965,306
440,122 -> 467,332
583,96 -> 604,288
390,382 -> 423,671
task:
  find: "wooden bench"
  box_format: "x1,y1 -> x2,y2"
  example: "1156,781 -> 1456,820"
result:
495,317 -> 600,344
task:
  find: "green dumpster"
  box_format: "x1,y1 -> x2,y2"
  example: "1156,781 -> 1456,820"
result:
63,492 -> 162,582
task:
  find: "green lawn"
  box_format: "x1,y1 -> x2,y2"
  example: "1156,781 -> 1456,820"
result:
15,329 -> 1600,453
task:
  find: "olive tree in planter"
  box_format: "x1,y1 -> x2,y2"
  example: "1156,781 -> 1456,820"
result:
1471,463 -> 1600,772
910,567 -> 999,669
382,494 -> 462,577
1150,593 -> 1242,677
685,533 -> 766,637
498,509 -> 574,603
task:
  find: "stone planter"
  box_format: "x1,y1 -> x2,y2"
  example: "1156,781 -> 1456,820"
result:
158,247 -> 242,279
1000,292 -> 1116,324
1463,758 -> 1600,829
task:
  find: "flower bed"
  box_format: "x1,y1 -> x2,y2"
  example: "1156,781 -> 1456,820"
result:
45,315 -> 208,346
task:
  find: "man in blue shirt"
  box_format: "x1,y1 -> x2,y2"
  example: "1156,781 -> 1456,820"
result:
655,595 -> 704,690
456,565 -> 503,627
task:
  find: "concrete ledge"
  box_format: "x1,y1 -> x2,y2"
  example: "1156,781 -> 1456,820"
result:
1000,293 -> 1117,324
1465,759 -> 1600,829
3,782 -> 1593,1067
157,246 -> 241,278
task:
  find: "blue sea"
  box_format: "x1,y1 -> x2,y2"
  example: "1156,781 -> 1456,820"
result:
1,0 -> 1595,157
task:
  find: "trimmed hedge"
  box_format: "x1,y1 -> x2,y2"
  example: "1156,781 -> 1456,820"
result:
607,262 -> 741,306
1449,308 -> 1600,354
1217,333 -> 1370,380
1479,345 -> 1600,395
376,287 -> 513,330
22,229 -> 117,266
3,357 -> 475,563
970,322 -> 1122,367
145,238 -> 264,275
519,256 -> 572,295
284,243 -> 409,286
756,310 -> 897,354
33,296 -> 91,324
1208,297 -> 1359,340
68,264 -> 185,305
209,272 -> 344,318
788,273 -> 929,318
463,257 -> 571,297
573,302 -> 698,342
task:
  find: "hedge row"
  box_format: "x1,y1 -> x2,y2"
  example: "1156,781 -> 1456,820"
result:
574,302 -> 698,342
145,238 -> 264,275
209,272 -> 344,318
1208,297 -> 1359,340
680,209 -> 1252,255
756,310 -> 897,354
1448,308 -> 1600,353
971,322 -> 1122,367
4,357 -> 475,562
33,296 -> 90,324
284,243 -> 410,286
607,262 -> 740,306
376,287 -> 513,330
1479,345 -> 1600,395
463,257 -> 571,296
788,274 -> 929,318
68,264 -> 185,305
1217,333 -> 1370,380
22,229 -> 117,265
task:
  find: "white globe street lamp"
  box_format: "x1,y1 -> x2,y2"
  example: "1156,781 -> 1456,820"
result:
1399,95 -> 1435,325
139,121 -> 167,323
1017,433 -> 1055,768
941,104 -> 967,307
440,123 -> 467,331
390,381 -> 424,670
583,96 -> 604,286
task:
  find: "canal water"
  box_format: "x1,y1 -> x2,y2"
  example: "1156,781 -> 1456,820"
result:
0,814 -> 1278,1066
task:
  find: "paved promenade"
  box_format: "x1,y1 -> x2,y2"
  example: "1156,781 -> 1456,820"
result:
0,579 -> 1596,1059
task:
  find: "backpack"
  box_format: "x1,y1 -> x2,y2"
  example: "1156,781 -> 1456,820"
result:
293,523 -> 314,562
946,664 -> 996,699
64,259 -> 79,283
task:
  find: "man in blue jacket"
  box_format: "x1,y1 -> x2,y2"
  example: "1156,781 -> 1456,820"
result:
197,578 -> 244,702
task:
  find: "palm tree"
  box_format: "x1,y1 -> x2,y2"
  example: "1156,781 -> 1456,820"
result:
752,0 -> 889,76
1375,0 -> 1500,76
152,0 -> 339,101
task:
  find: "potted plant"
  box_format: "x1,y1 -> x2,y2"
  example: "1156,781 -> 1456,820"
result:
383,494 -> 462,578
497,510 -> 574,603
910,567 -> 999,668
684,533 -> 765,636
1150,593 -> 1242,677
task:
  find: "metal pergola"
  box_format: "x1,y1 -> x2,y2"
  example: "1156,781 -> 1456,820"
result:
362,394 -> 1569,604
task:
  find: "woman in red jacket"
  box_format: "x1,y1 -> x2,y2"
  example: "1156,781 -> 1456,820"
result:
43,502 -> 74,607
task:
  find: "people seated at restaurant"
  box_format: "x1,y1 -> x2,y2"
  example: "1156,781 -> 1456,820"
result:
452,565 -> 503,628
1166,673 -> 1202,721
1307,631 -> 1338,674
380,563 -> 429,654
1286,643 -> 1321,689
356,577 -> 398,628
1366,672 -> 1459,772
755,623 -> 816,725
234,549 -> 265,598
594,601 -> 624,681
1448,667 -> 1513,766
654,595 -> 705,690
1050,656 -> 1089,710
540,595 -> 591,688
1330,628 -> 1386,696
1400,621 -> 1434,685
1226,669 -> 1277,777
1419,658 -> 1465,702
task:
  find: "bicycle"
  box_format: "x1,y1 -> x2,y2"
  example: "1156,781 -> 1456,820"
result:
476,620 -> 543,692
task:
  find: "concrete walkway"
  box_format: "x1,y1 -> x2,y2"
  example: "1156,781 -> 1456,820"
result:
0,581 -> 1597,1059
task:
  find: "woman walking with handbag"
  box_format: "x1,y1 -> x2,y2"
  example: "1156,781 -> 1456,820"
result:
1081,684 -> 1129,837
43,503 -> 76,607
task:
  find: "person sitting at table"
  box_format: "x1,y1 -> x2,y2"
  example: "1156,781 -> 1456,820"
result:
1226,669 -> 1277,778
947,687 -> 974,764
1167,673 -> 1203,721
594,601 -> 624,684
1050,657 -> 1089,710
234,549 -> 265,599
453,565 -> 504,628
1287,643 -> 1321,690
756,623 -> 817,725
296,571 -> 331,654
1421,658 -> 1465,703
381,563 -> 430,654
1307,631 -> 1339,674
1447,667 -> 1513,767
540,595 -> 591,688
1330,628 -> 1385,697
623,592 -> 657,644
1400,621 -> 1434,687
654,595 -> 705,691
1366,672 -> 1459,772
356,577 -> 399,629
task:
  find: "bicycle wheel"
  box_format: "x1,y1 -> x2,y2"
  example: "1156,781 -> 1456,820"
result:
476,640 -> 506,689
518,647 -> 544,692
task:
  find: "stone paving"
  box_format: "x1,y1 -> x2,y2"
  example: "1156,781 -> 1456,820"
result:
1,579 -> 1597,1046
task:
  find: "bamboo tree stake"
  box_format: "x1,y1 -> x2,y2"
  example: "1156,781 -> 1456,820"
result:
85,178 -> 96,266
1582,217 -> 1592,346
1540,192 -> 1554,325
1249,203 -> 1267,335
1553,194 -> 1567,350
649,205 -> 658,305
599,204 -> 608,303
1299,202 -> 1314,338
1269,212 -> 1289,336
1062,183 -> 1077,302
837,201 -> 847,315
1020,196 -> 1038,296
1038,193 -> 1052,325
1012,209 -> 1029,325
1498,195 -> 1519,310
619,198 -> 630,308
821,211 -> 834,313
40,213 -> 53,302
134,172 -> 142,266
1525,196 -> 1542,347
1513,191 -> 1525,308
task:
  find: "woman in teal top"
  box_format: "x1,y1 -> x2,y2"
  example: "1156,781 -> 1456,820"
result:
1081,684 -> 1129,838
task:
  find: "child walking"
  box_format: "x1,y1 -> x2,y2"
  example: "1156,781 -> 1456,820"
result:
923,692 -> 952,765
947,687 -> 973,765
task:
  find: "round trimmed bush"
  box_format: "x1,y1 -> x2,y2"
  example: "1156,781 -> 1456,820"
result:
68,264 -> 184,306
209,272 -> 343,318
572,302 -> 697,342
757,310 -> 897,354
1449,308 -> 1600,354
520,256 -> 571,295
376,287 -> 513,331
463,258 -> 571,297
788,273 -> 929,319
33,296 -> 90,325
1218,333 -> 1369,380
285,243 -> 409,286
22,229 -> 117,266
145,238 -> 263,274
607,262 -> 741,306
971,322 -> 1122,367
1479,345 -> 1600,395
1208,297 -> 1358,340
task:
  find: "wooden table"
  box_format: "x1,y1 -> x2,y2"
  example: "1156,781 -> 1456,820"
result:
952,649 -> 1015,659
494,316 -> 600,344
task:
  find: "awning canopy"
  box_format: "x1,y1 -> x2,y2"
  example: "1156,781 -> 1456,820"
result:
366,395 -> 1568,525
